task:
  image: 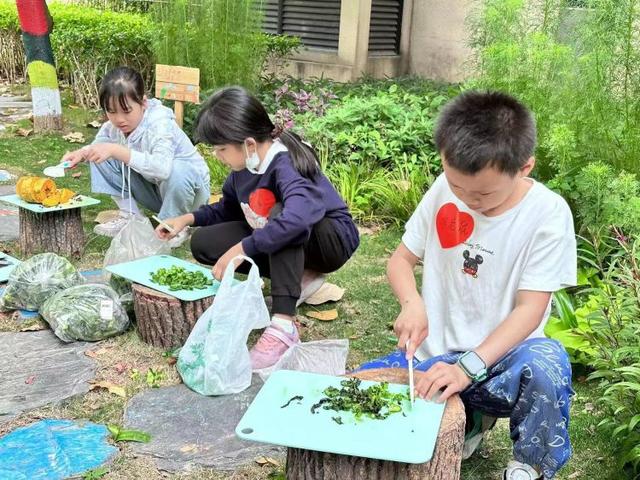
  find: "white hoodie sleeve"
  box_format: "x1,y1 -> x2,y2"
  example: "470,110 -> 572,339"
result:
127,118 -> 176,182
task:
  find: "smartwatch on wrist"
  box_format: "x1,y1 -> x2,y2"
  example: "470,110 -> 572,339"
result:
457,351 -> 488,382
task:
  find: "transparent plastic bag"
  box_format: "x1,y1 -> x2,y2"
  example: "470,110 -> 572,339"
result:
0,253 -> 84,312
102,215 -> 170,302
103,215 -> 170,269
40,283 -> 129,342
256,339 -> 350,381
177,256 -> 270,395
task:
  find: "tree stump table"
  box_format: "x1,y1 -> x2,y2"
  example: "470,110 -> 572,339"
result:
0,193 -> 100,258
131,283 -> 214,348
286,368 -> 466,480
19,207 -> 85,257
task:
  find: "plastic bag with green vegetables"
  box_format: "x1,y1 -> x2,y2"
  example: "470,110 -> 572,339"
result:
40,283 -> 129,342
0,253 -> 84,312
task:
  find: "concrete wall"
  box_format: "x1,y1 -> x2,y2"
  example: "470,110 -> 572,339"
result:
278,0 -> 476,84
407,0 -> 475,83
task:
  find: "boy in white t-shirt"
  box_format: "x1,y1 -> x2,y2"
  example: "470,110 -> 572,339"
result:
359,91 -> 577,480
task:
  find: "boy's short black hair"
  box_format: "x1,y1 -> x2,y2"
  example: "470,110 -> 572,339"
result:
434,91 -> 536,176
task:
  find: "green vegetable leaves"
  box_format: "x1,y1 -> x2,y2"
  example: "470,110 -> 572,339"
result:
313,378 -> 410,422
149,266 -> 213,291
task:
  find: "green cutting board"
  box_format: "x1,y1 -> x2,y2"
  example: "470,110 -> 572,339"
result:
236,370 -> 446,464
0,194 -> 100,213
0,253 -> 21,283
105,255 -> 222,301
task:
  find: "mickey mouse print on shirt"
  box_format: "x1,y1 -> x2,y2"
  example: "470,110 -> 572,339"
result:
462,250 -> 483,278
240,188 -> 276,229
435,202 -> 490,279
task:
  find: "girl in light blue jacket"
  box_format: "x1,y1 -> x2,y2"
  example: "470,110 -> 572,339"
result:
64,66 -> 210,245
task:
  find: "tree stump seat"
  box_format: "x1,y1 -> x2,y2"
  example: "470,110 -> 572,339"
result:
131,283 -> 213,348
285,367 -> 466,480
19,207 -> 85,257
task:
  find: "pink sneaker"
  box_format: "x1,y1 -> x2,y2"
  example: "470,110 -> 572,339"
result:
250,322 -> 300,370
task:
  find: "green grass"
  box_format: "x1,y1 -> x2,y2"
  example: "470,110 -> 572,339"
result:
0,86 -> 624,479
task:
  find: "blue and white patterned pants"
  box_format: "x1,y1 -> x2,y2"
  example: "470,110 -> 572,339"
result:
357,338 -> 574,479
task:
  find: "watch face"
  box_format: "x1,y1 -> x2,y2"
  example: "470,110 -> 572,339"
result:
461,352 -> 485,375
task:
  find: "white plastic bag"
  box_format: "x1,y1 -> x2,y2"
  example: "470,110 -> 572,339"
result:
256,339 -> 349,381
103,215 -> 170,269
177,256 -> 270,395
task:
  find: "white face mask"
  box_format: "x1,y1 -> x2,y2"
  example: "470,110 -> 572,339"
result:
244,143 -> 261,174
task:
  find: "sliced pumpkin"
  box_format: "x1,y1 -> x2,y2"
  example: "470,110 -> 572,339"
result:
58,188 -> 76,204
16,176 -> 57,204
41,191 -> 61,207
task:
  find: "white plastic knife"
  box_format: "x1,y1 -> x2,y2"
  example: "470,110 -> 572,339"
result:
406,340 -> 415,408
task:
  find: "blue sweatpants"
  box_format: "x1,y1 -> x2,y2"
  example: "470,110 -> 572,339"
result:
357,338 -> 573,479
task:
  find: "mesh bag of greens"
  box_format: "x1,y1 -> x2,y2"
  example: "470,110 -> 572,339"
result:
40,283 -> 129,342
0,253 -> 84,312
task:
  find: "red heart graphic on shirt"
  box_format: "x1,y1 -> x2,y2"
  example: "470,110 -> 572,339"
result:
435,203 -> 474,248
249,188 -> 276,217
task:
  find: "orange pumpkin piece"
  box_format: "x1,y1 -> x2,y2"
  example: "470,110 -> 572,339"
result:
41,192 -> 61,207
58,188 -> 76,204
16,176 -> 57,204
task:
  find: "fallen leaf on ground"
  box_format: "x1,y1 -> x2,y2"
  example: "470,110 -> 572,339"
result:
255,456 -> 280,467
25,375 -> 36,384
69,104 -> 80,109
90,380 -> 126,397
87,120 -> 102,128
180,444 -> 199,453
63,132 -> 85,143
304,283 -> 345,305
306,309 -> 338,321
166,356 -> 177,366
349,335 -> 360,340
209,193 -> 222,204
37,159 -> 46,165
19,321 -> 47,332
84,347 -> 109,358
71,172 -> 82,178
567,472 -> 582,479
16,128 -> 32,137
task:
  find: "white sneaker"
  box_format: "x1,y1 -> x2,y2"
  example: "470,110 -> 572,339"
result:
503,460 -> 543,480
167,227 -> 191,248
93,213 -> 132,237
296,270 -> 327,307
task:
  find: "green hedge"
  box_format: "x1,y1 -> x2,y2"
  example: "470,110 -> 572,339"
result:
0,1 -> 156,107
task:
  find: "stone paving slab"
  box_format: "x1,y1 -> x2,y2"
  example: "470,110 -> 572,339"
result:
0,184 -> 18,243
0,330 -> 96,424
124,378 -> 283,472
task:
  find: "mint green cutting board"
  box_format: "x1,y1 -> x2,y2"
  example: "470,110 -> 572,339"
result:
105,255 -> 221,301
0,194 -> 100,213
236,370 -> 446,464
0,253 -> 20,283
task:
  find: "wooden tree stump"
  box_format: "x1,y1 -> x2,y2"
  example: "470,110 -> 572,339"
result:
131,283 -> 214,348
19,206 -> 85,257
286,368 -> 466,480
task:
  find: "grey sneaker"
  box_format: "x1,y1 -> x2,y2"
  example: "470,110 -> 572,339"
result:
462,410 -> 497,460
93,213 -> 132,237
503,460 -> 543,480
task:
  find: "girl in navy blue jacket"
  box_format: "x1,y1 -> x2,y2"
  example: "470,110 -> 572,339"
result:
157,87 -> 359,369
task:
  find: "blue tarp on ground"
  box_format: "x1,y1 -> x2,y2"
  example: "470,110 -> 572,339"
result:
0,419 -> 118,480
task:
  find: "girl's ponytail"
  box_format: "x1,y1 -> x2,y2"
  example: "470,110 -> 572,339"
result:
277,130 -> 319,179
195,86 -> 320,179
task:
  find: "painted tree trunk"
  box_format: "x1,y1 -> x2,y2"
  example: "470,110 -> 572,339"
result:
15,0 -> 63,131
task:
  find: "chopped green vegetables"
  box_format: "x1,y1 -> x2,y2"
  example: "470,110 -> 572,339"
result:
149,266 -> 213,291
312,378 -> 410,421
281,395 -> 304,408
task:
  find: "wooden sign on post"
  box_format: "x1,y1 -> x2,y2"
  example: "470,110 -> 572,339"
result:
155,64 -> 200,128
